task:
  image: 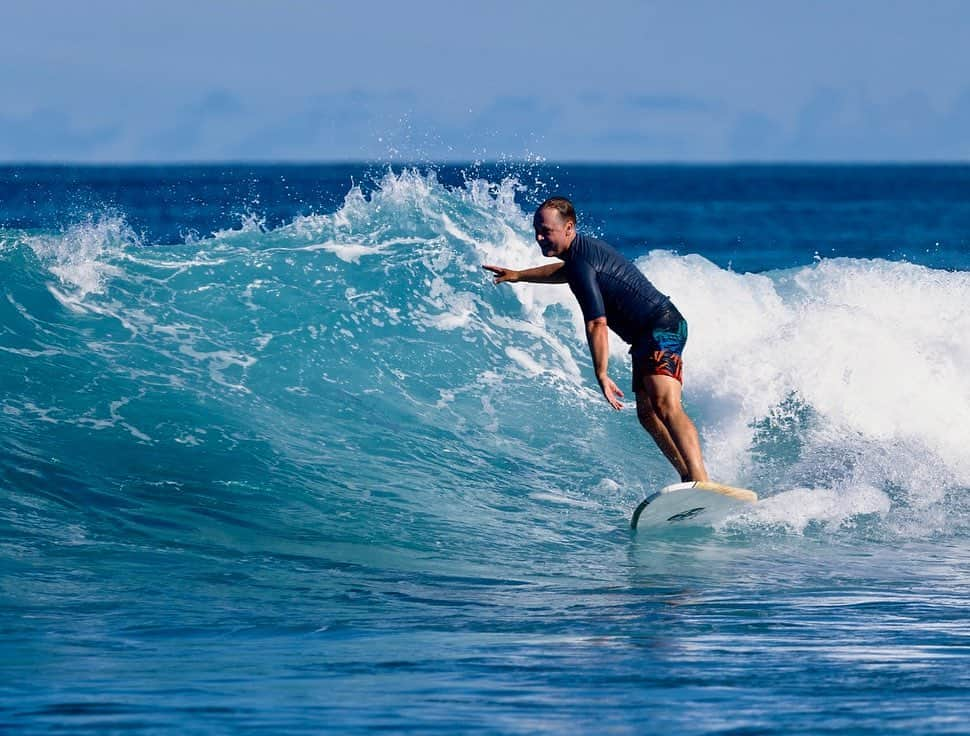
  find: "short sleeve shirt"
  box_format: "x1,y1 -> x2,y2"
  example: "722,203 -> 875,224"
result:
560,233 -> 670,345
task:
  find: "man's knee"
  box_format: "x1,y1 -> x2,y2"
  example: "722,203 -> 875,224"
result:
644,375 -> 684,422
651,392 -> 683,422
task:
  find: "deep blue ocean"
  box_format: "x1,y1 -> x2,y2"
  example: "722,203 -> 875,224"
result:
2,164 -> 969,734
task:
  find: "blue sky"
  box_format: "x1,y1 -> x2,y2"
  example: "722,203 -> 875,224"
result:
2,1 -> 969,162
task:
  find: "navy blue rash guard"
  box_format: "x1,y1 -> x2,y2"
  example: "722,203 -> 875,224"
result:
560,233 -> 671,345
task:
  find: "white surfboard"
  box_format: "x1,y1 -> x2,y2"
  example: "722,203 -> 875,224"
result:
631,481 -> 758,530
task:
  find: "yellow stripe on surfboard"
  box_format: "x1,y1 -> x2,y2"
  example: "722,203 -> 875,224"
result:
687,481 -> 758,503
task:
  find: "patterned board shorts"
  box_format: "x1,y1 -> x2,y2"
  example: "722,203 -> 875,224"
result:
630,305 -> 687,390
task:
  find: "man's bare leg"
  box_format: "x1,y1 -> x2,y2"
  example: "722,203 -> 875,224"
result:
643,374 -> 709,482
635,390 -> 690,481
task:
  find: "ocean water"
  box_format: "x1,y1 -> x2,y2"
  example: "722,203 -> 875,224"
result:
1,164 -> 969,734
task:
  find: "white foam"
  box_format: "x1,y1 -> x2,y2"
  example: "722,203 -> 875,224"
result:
210,212 -> 266,240
529,491 -> 600,509
504,346 -> 547,376
737,484 -> 892,533
27,214 -> 134,297
632,252 -> 970,515
318,241 -> 389,263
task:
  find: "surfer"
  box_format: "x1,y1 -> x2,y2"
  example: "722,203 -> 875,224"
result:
484,197 -> 709,482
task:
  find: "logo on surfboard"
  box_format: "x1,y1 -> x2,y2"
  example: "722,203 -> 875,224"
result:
666,507 -> 706,522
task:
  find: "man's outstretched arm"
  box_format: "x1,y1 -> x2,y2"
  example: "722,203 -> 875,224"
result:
483,262 -> 567,284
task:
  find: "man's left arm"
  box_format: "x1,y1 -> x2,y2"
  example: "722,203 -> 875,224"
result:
586,317 -> 624,410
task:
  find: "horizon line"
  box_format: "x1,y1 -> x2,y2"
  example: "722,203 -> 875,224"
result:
2,159 -> 970,168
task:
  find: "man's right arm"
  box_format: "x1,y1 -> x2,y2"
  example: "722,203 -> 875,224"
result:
483,262 -> 567,284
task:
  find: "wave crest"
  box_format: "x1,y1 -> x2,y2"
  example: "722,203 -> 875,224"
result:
1,169 -> 968,549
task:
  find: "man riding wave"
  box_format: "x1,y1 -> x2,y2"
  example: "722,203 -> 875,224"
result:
484,197 -> 709,483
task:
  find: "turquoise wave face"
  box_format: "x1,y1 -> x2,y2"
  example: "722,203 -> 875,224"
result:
2,169 -> 969,574
1,172 -> 610,569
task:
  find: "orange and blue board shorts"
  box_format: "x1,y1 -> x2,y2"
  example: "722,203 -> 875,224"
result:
631,304 -> 687,390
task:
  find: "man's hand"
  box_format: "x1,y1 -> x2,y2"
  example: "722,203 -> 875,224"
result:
597,374 -> 624,410
483,265 -> 519,284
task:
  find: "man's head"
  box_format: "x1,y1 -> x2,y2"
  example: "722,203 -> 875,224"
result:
533,197 -> 576,258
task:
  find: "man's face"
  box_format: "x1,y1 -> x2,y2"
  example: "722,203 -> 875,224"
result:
533,207 -> 575,258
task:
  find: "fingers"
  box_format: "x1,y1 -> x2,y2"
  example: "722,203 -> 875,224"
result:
610,380 -> 624,409
482,264 -> 508,284
602,380 -> 624,410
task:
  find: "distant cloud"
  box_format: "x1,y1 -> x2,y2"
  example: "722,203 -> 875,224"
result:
193,90 -> 246,117
577,91 -> 607,106
228,90 -> 418,160
4,85 -> 969,163
945,89 -> 970,158
624,94 -> 719,113
0,108 -> 119,161
583,129 -> 696,160
728,112 -> 785,160
730,86 -> 970,161
465,96 -> 561,154
139,90 -> 247,159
